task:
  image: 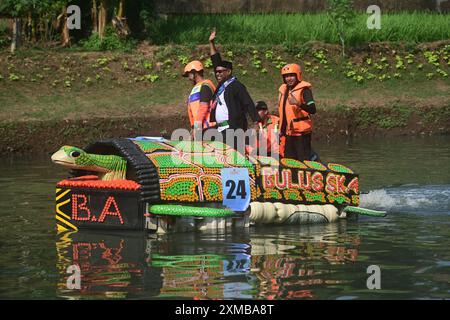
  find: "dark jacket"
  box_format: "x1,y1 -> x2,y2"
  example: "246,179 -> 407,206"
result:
210,53 -> 261,130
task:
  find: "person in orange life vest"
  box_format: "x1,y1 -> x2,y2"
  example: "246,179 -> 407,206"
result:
278,63 -> 317,161
183,60 -> 216,138
248,101 -> 280,156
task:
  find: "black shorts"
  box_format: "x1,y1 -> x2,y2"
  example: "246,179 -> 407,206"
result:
284,134 -> 312,161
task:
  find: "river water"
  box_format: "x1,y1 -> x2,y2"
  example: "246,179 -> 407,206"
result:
0,135 -> 449,300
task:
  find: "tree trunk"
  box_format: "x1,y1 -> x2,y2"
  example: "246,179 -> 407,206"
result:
43,17 -> 49,42
30,13 -> 37,43
113,0 -> 130,37
92,0 -> 98,34
60,7 -> 71,47
11,19 -> 21,53
27,12 -> 32,42
98,0 -> 108,39
339,32 -> 346,58
117,0 -> 125,18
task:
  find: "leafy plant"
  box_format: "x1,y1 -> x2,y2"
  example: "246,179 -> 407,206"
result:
313,50 -> 328,64
82,27 -> 136,51
436,68 -> 448,78
251,50 -> 262,69
346,70 -> 356,78
424,51 -> 440,67
405,53 -> 414,64
177,55 -> 189,65
395,55 -> 405,70
9,73 -> 20,81
326,0 -> 356,57
144,74 -> 159,83
142,60 -> 153,70
265,50 -> 274,60
204,58 -> 212,68
273,55 -> 287,69
97,57 -> 109,67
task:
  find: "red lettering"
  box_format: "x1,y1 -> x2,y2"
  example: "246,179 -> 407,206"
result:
286,169 -> 299,189
262,168 -> 275,189
73,242 -> 92,261
275,170 -> 289,189
72,194 -> 91,221
98,196 -> 124,225
311,172 -> 324,191
348,177 -> 359,193
72,242 -> 92,275
326,174 -> 338,193
298,171 -> 312,190
99,240 -> 124,265
282,263 -> 295,278
337,175 -> 348,193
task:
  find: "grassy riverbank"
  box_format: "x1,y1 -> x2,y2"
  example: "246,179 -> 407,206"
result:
0,40 -> 449,154
148,13 -> 450,45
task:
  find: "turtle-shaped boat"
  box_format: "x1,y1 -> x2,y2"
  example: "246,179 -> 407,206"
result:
52,137 -> 385,234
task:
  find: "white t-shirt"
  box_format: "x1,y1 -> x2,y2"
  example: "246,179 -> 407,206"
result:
215,90 -> 229,131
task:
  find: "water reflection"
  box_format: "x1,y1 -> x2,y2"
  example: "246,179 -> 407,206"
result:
56,231 -> 153,299
1,135 -> 449,299
56,222 -> 362,300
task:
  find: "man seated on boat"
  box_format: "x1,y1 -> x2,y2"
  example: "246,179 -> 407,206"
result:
246,101 -> 280,157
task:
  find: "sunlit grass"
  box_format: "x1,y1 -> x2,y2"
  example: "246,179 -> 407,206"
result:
149,13 -> 450,45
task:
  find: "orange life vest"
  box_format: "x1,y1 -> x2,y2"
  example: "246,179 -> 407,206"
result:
278,81 -> 313,136
187,79 -> 216,129
247,114 -> 280,156
261,115 -> 279,154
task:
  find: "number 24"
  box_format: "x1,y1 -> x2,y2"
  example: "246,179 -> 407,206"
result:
225,180 -> 247,199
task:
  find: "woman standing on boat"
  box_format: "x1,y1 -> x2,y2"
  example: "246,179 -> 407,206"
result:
278,63 -> 317,161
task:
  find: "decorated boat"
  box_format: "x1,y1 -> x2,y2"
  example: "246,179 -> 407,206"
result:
52,137 -> 385,234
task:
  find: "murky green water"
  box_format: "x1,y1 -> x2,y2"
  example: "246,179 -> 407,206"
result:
0,135 -> 449,299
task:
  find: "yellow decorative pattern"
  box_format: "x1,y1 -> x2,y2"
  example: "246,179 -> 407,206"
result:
55,188 -> 78,232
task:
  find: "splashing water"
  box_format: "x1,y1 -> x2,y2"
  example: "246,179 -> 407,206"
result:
360,185 -> 450,214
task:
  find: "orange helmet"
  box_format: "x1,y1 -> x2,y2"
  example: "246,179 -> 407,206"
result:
183,60 -> 204,77
281,63 -> 302,82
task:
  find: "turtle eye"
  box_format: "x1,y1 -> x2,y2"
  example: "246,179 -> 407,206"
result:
70,151 -> 81,158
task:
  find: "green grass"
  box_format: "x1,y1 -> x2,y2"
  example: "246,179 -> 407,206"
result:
1,64 -> 448,122
0,42 -> 449,122
148,13 -> 450,46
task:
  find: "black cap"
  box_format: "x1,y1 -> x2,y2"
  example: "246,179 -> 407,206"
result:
255,101 -> 268,111
215,60 -> 233,70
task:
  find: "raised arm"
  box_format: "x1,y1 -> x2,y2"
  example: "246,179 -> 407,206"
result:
209,29 -> 218,56
209,29 -> 223,69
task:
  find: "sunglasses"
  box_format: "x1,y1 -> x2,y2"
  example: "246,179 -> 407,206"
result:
215,69 -> 229,74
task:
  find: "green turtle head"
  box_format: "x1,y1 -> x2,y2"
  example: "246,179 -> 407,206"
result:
51,146 -> 92,169
51,145 -> 127,180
